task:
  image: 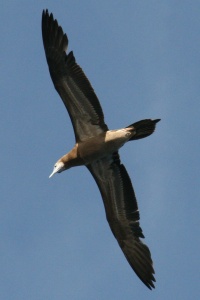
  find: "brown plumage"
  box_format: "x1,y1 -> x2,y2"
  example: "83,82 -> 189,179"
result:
42,9 -> 160,289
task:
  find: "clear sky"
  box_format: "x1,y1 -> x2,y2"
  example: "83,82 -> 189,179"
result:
1,1 -> 200,299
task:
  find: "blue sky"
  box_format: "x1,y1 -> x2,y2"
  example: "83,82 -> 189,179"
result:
1,1 -> 200,299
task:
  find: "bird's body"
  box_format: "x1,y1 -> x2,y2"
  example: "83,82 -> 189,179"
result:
42,9 -> 160,290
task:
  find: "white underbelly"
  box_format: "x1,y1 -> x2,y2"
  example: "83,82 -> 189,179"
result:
106,128 -> 131,143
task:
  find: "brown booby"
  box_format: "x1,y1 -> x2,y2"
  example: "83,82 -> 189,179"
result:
42,9 -> 160,290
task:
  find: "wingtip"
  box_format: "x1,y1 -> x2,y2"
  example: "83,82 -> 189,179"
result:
153,118 -> 161,124
42,9 -> 48,16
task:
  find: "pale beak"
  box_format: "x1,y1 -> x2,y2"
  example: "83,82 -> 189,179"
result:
49,170 -> 56,178
49,161 -> 65,178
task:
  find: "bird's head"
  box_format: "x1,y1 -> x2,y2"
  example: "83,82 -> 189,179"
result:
49,161 -> 65,178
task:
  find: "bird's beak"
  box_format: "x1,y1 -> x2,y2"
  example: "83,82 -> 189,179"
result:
49,161 -> 65,178
49,170 -> 56,178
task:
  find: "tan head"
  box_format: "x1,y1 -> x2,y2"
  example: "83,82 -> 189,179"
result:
49,145 -> 83,178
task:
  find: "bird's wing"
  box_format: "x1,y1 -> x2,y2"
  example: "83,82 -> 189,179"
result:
42,10 -> 108,142
87,153 -> 155,290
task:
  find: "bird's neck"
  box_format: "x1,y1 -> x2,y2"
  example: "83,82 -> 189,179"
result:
60,144 -> 84,169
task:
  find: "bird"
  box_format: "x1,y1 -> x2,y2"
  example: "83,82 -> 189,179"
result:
42,9 -> 160,290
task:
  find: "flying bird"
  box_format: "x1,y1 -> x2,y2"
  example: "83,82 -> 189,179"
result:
42,9 -> 160,290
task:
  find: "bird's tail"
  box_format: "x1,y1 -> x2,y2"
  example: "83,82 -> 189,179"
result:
126,119 -> 160,141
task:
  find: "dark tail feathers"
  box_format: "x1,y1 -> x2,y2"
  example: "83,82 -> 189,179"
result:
126,119 -> 160,141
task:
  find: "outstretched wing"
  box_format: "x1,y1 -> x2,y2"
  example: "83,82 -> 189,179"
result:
42,10 -> 108,142
87,153 -> 155,290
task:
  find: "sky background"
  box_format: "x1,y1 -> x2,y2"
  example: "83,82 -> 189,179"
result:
1,1 -> 200,299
